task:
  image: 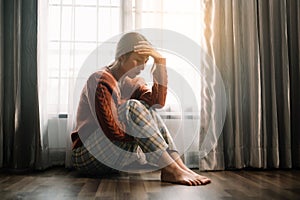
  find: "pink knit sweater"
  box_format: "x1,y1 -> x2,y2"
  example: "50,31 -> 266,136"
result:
71,59 -> 167,149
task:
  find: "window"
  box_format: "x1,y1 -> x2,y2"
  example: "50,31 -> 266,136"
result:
43,0 -> 205,117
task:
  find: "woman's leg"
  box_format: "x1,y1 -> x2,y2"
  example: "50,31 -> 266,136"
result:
72,145 -> 118,176
118,100 -> 169,166
147,106 -> 211,185
147,108 -> 177,151
118,100 -> 210,186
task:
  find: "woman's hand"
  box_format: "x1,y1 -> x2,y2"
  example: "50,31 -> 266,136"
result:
134,41 -> 167,84
134,41 -> 164,63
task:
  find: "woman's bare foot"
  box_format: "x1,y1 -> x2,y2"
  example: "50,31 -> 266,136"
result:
157,151 -> 210,186
181,167 -> 211,185
189,171 -> 211,185
158,152 -> 202,186
169,151 -> 211,185
161,164 -> 202,186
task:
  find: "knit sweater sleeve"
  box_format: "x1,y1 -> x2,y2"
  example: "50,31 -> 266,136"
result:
95,81 -> 133,141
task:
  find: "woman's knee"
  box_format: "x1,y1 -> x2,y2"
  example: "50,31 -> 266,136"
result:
128,100 -> 152,121
118,100 -> 154,135
120,100 -> 149,119
127,99 -> 148,109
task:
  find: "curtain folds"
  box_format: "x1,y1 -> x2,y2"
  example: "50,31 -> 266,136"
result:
0,0 -> 4,168
201,0 -> 300,170
0,0 -> 39,170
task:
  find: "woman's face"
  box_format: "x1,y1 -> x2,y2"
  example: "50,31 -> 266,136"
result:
121,52 -> 149,78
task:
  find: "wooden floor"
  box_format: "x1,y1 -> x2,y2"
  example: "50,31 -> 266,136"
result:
0,167 -> 299,200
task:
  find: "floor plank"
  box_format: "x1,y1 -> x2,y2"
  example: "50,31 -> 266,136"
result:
0,167 -> 299,200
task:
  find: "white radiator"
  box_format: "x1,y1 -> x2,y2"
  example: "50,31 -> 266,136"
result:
47,115 -> 68,149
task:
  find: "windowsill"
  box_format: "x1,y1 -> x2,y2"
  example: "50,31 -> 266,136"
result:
157,111 -> 200,119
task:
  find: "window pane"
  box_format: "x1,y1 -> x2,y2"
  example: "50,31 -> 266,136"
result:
61,0 -> 73,5
76,0 -> 97,6
49,0 -> 61,4
163,52 -> 201,110
60,42 -> 75,78
59,78 -> 70,111
163,14 -> 202,44
75,7 -> 97,41
48,42 -> 60,77
74,43 -> 98,74
98,7 -> 120,42
47,78 -> 59,106
48,5 -> 61,41
141,0 -> 161,12
163,0 -> 199,12
99,0 -> 120,7
141,13 -> 162,28
61,6 -> 74,41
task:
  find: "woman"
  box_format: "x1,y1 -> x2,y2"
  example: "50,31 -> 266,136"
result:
71,32 -> 211,186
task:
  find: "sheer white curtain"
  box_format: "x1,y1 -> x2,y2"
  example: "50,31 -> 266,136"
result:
38,0 -> 207,168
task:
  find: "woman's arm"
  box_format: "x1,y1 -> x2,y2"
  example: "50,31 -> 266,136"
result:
132,42 -> 168,108
95,81 -> 133,141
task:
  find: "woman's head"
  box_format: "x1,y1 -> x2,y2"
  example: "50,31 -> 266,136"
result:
114,32 -> 150,78
115,32 -> 150,60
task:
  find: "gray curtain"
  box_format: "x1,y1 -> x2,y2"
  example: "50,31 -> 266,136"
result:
200,0 -> 300,170
0,0 -> 40,170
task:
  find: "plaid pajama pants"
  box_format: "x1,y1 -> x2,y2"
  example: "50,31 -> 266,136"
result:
72,99 -> 177,175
